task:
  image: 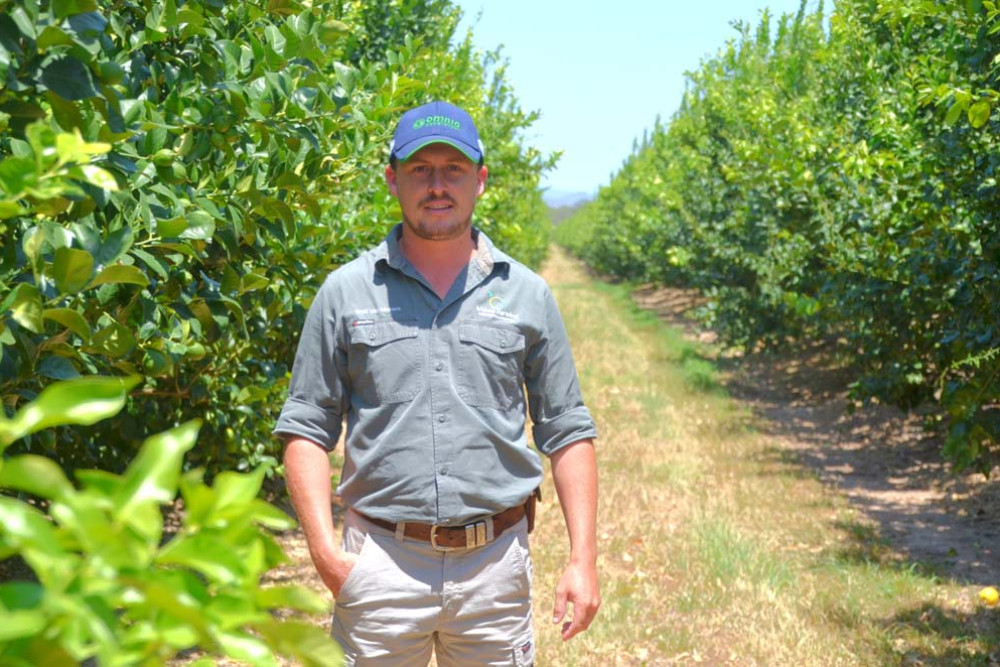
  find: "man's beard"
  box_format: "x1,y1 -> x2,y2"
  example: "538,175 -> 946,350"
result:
402,199 -> 472,241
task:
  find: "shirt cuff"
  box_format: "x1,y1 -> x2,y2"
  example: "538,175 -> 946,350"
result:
532,406 -> 598,456
272,398 -> 342,451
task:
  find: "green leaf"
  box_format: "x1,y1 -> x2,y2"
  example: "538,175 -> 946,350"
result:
93,225 -> 134,267
156,215 -> 189,238
0,497 -> 65,556
41,56 -> 101,101
254,586 -> 328,615
53,247 -> 95,294
211,468 -> 265,509
116,421 -> 199,523
0,610 -> 46,641
239,273 -> 269,294
87,321 -> 135,357
0,581 -> 44,609
52,0 -> 99,19
73,165 -> 119,191
1,283 -> 43,333
0,157 -> 38,197
179,210 -> 215,240
253,619 -> 343,667
156,532 -> 246,584
37,355 -> 80,380
215,630 -> 275,665
318,19 -> 350,45
0,376 -> 139,446
89,264 -> 150,288
333,62 -> 356,94
968,100 -> 992,128
43,308 -> 91,339
131,248 -> 169,280
246,499 -> 295,530
0,201 -> 26,219
944,99 -> 965,126
0,455 -> 74,501
56,131 -> 111,162
38,25 -> 77,49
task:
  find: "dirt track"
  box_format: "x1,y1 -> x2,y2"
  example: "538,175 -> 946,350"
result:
632,284 -> 1000,586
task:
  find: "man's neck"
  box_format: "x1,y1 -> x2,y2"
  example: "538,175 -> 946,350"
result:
399,229 -> 476,299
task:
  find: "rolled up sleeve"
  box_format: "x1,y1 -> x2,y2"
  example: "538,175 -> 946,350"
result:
273,280 -> 347,450
524,286 -> 598,456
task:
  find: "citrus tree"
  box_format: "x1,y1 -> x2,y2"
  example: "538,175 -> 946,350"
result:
557,0 -> 1000,474
0,0 -> 552,476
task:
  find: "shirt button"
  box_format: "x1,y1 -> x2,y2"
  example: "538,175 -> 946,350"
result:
435,362 -> 444,371
437,414 -> 446,423
440,467 -> 449,476
499,338 -> 508,347
369,333 -> 376,341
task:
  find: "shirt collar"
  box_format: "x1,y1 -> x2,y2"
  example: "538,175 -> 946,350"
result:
375,223 -> 512,276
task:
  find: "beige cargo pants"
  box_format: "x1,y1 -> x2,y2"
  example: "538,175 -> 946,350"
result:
332,509 -> 536,666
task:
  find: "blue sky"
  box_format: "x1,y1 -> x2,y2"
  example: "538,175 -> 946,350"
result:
452,0 -> 822,199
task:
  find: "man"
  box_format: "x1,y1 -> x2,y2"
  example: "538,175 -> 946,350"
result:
274,100 -> 599,666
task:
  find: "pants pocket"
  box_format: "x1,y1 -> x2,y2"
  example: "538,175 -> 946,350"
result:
337,529 -> 374,603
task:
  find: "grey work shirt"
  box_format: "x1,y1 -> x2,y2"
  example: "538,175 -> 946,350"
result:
273,225 -> 596,525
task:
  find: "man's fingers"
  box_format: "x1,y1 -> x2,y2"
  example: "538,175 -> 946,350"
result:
552,586 -> 568,625
560,598 -> 599,641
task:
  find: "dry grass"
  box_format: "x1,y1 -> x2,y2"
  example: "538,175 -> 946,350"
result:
530,248 -> 1000,665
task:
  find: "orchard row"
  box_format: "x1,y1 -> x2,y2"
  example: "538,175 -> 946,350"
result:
557,0 -> 1000,473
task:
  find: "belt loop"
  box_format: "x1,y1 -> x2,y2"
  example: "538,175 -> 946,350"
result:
395,521 -> 406,543
485,516 -> 495,543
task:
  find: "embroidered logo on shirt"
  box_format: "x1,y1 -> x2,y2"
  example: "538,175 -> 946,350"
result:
487,290 -> 505,309
477,290 -> 517,321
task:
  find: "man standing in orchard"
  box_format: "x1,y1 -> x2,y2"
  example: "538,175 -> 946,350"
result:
274,101 -> 599,665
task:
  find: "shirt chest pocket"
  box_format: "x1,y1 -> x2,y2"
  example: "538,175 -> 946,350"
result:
456,323 -> 526,410
347,321 -> 422,405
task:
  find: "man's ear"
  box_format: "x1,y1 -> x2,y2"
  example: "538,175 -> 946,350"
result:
476,165 -> 488,196
385,164 -> 398,196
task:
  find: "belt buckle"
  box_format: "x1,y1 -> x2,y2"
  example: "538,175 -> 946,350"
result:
430,521 -> 488,551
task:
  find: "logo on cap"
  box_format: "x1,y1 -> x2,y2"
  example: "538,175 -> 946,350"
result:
413,116 -> 462,131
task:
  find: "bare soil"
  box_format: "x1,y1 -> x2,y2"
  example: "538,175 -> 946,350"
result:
631,283 -> 1000,586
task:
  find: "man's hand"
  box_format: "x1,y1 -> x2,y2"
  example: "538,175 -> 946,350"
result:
313,543 -> 359,598
553,559 -> 601,641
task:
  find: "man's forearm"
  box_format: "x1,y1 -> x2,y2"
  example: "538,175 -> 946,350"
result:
283,437 -> 350,593
550,438 -> 598,564
549,438 -> 601,640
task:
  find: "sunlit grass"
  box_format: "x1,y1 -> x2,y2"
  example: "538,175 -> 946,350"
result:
530,247 -> 1000,665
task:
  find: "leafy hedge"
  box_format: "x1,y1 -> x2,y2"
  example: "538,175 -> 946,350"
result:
0,0 -> 552,476
0,376 -> 342,665
555,0 -> 1000,473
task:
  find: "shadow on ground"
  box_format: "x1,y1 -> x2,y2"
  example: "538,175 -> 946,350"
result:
631,284 -> 1000,587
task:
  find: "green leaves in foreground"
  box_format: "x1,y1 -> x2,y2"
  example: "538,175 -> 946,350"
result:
0,376 -> 139,449
0,378 -> 341,665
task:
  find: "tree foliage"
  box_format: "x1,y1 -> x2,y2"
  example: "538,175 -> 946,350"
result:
0,376 -> 342,665
0,0 -> 552,476
556,0 -> 1000,474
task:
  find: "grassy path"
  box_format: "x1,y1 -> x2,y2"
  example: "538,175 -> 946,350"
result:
529,247 -> 999,665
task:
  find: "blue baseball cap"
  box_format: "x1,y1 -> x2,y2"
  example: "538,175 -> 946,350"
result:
389,101 -> 484,164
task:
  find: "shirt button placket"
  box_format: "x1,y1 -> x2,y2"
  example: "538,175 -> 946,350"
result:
429,315 -> 453,522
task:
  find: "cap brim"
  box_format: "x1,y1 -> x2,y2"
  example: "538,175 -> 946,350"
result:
393,137 -> 482,163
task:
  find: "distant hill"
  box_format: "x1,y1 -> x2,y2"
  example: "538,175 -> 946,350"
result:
546,199 -> 588,226
542,188 -> 593,208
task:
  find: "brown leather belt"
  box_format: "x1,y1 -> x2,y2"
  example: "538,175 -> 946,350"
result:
356,504 -> 527,551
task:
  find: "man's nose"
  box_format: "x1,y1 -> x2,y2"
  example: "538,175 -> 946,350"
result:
427,169 -> 446,192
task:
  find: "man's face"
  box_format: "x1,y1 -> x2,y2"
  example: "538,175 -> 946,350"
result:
385,143 -> 488,242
